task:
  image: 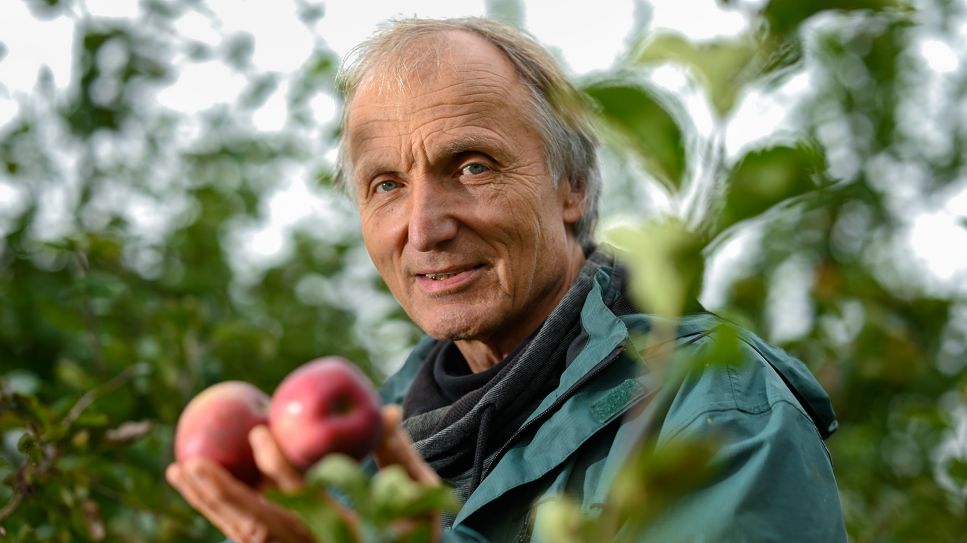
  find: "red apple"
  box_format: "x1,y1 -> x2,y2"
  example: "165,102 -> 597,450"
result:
174,381 -> 270,487
269,357 -> 383,471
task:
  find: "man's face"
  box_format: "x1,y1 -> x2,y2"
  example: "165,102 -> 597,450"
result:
345,31 -> 585,355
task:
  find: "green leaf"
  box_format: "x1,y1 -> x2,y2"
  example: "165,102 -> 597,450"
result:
17,431 -> 40,461
583,81 -> 686,190
55,360 -> 97,392
71,270 -> 128,309
224,33 -> 255,69
71,429 -> 90,449
370,465 -> 424,519
762,0 -> 904,40
369,465 -> 459,522
634,32 -> 767,116
8,393 -> 52,429
305,453 -> 369,505
946,458 -> 967,485
268,490 -> 356,543
688,323 -> 744,369
403,483 -> 460,518
608,437 -> 719,538
606,219 -> 705,318
533,496 -> 594,543
240,74 -> 280,109
716,144 -> 825,234
305,53 -> 335,79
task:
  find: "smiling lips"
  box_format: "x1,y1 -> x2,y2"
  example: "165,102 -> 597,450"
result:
424,271 -> 462,281
414,264 -> 484,289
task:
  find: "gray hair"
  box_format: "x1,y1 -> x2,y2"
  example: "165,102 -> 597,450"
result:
335,17 -> 601,249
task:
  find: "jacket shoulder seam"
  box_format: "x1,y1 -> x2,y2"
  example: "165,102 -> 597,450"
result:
660,397 -> 823,445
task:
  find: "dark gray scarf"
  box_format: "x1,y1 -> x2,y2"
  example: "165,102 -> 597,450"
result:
400,250 -> 629,504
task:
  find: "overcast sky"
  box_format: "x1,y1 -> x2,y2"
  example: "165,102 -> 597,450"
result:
0,0 -> 755,122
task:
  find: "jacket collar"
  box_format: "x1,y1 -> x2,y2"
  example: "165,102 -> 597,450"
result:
454,267 -> 644,525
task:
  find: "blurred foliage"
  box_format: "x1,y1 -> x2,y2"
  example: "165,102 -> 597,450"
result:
584,80 -> 687,189
0,1 -> 406,540
1,0 -> 966,541
587,0 -> 967,540
633,31 -> 769,117
271,454 -> 459,542
716,143 -> 829,233
607,218 -> 704,318
536,437 -> 721,543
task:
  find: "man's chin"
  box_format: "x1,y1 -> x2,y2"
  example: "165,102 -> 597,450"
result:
424,325 -> 484,342
416,311 -> 492,342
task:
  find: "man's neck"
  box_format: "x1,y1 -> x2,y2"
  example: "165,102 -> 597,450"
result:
453,336 -> 524,374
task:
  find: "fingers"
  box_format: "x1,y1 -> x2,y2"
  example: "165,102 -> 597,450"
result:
167,459 -> 257,540
370,410 -> 443,543
166,459 -> 314,543
250,425 -> 305,493
382,403 -> 403,430
167,405 -> 437,543
373,405 -> 440,486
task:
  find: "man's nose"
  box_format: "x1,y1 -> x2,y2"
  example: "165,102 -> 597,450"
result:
407,179 -> 458,252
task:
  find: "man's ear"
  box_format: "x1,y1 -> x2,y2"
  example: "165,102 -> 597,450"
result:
561,177 -> 587,226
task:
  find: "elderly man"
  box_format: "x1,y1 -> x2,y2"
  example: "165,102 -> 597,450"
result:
168,17 -> 846,542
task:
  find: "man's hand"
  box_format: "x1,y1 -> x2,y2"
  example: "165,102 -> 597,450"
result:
166,404 -> 441,543
165,433 -> 317,543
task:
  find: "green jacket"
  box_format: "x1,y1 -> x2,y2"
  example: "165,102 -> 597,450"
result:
380,268 -> 846,542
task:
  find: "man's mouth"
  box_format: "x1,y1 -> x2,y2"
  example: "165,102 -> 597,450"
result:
415,264 -> 485,282
424,271 -> 462,281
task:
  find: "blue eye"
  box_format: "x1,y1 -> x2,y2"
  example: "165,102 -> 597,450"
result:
375,180 -> 399,193
462,163 -> 489,176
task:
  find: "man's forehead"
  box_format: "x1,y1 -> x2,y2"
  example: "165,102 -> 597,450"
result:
347,30 -> 522,111
344,31 -> 527,151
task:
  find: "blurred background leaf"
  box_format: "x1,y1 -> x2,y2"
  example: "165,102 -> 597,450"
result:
714,144 -> 828,234
584,80 -> 687,189
632,32 -> 767,117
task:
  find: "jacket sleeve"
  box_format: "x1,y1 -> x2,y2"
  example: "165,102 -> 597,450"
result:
633,399 -> 847,542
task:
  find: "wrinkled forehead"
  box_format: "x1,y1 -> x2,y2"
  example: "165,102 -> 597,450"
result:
348,30 -> 523,109
354,35 -> 447,99
338,29 -> 545,192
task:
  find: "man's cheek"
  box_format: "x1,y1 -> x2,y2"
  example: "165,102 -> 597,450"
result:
375,266 -> 407,304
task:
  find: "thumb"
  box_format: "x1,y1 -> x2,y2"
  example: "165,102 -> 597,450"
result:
250,425 -> 305,493
373,405 -> 440,486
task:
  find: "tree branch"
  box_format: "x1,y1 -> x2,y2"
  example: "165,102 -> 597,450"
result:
64,364 -> 140,429
74,250 -> 107,375
0,365 -> 141,526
